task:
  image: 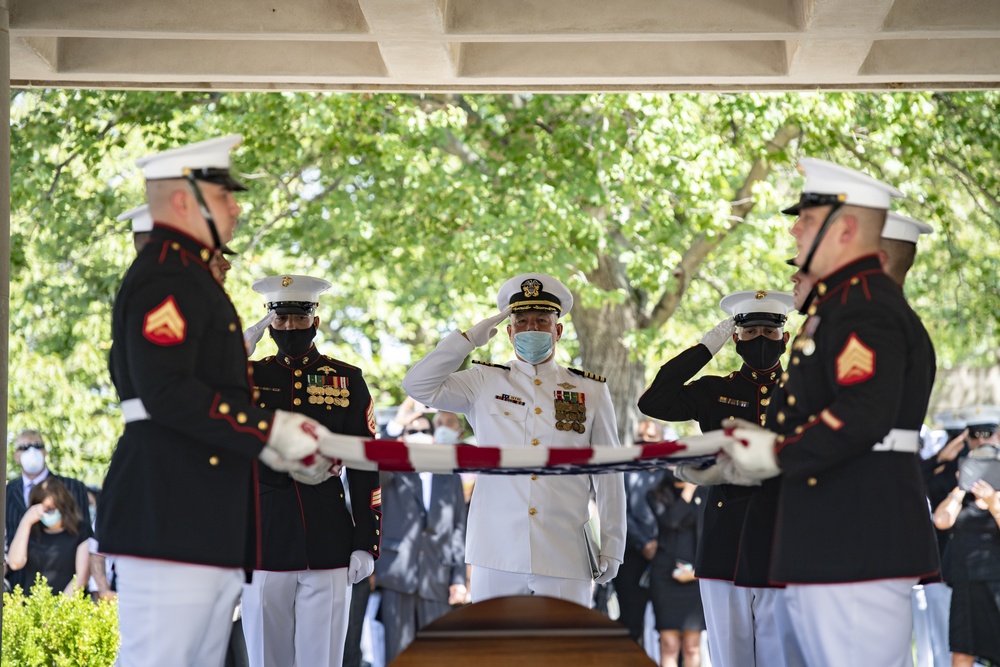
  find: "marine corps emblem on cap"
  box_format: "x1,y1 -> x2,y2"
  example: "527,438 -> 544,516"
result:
522,279 -> 542,298
252,274 -> 332,316
720,290 -> 795,328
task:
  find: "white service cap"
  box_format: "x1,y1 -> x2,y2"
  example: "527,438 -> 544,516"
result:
962,405 -> 1000,434
881,211 -> 933,244
496,273 -> 573,317
782,158 -> 904,214
720,290 -> 795,327
135,134 -> 247,191
934,409 -> 966,432
252,275 -> 332,315
117,204 -> 153,234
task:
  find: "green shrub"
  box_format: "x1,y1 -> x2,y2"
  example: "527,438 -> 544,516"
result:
2,575 -> 119,667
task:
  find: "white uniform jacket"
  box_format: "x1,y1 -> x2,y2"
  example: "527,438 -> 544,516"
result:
402,330 -> 626,580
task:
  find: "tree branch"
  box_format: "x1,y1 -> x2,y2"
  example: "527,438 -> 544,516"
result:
647,122 -> 801,329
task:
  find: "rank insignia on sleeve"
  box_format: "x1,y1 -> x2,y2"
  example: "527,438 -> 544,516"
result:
366,400 -> 377,436
836,333 -> 875,385
143,296 -> 187,346
371,488 -> 382,508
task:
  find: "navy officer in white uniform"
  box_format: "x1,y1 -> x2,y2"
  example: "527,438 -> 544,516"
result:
402,272 -> 626,607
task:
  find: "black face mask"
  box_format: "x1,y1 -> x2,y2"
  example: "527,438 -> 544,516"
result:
269,325 -> 316,358
736,336 -> 786,372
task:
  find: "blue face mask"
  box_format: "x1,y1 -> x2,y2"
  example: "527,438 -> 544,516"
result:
513,331 -> 554,365
40,509 -> 61,528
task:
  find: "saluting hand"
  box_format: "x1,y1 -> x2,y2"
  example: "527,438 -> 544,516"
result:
463,308 -> 512,347
243,311 -> 276,356
700,317 -> 736,356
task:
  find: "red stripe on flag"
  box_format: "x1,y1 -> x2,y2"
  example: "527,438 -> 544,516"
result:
455,444 -> 502,469
365,440 -> 415,472
547,447 -> 595,466
641,441 -> 692,459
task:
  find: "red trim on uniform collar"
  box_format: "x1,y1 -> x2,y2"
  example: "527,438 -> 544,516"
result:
275,346 -> 321,369
812,255 -> 885,306
738,364 -> 782,385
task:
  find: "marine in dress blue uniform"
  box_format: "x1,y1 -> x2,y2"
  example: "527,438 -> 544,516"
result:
98,137 -> 335,667
241,275 -> 382,667
639,290 -> 800,667
721,159 -> 940,667
402,273 -> 626,608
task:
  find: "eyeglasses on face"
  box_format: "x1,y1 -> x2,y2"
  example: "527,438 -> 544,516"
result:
405,428 -> 433,435
15,442 -> 44,452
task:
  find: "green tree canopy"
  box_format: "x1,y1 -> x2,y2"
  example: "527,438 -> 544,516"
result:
8,90 -> 999,481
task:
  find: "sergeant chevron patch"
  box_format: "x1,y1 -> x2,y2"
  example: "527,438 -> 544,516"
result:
143,296 -> 186,345
836,333 -> 875,385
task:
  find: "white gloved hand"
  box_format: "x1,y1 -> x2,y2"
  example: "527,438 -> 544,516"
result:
594,556 -> 621,584
715,452 -> 764,486
289,457 -> 344,485
259,410 -> 330,472
244,312 -> 276,356
720,418 -> 781,481
463,307 -> 512,348
672,463 -> 727,486
347,550 -> 375,585
699,317 -> 736,356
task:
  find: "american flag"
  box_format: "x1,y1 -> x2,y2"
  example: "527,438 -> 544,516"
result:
317,430 -> 727,475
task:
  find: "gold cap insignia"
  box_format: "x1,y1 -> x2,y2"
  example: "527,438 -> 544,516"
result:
521,278 -> 542,298
755,290 -> 767,299
281,276 -> 293,287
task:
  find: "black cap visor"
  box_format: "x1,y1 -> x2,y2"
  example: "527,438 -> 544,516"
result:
735,312 -> 786,328
267,301 -> 316,316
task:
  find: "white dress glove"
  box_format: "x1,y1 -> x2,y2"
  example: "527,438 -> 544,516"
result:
259,410 -> 330,473
289,457 -> 344,485
672,463 -> 727,486
715,452 -> 764,487
347,550 -> 375,585
463,308 -> 512,348
699,317 -> 736,356
244,312 -> 276,356
594,556 -> 621,584
720,418 -> 781,481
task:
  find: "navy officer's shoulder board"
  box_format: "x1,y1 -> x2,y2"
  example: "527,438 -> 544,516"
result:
472,360 -> 510,371
569,368 -> 606,383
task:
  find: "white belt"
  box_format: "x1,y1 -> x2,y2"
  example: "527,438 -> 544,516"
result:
871,428 -> 919,453
121,398 -> 151,423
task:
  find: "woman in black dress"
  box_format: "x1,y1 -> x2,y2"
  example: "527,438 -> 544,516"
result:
647,473 -> 708,667
8,476 -> 90,595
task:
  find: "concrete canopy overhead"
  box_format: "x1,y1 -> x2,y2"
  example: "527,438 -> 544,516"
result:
8,0 -> 1000,91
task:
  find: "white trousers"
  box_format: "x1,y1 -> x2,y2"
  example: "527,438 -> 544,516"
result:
114,556 -> 243,667
700,579 -> 805,667
912,582 -> 952,667
784,578 -> 917,667
469,565 -> 593,608
241,568 -> 351,667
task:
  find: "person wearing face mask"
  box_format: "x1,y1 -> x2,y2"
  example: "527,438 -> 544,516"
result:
374,410 -> 469,662
402,272 -> 626,607
7,477 -> 90,596
5,429 -> 93,595
241,274 -> 382,667
637,290 -> 799,667
932,405 -> 1000,667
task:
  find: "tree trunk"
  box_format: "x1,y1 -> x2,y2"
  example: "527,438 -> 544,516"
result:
573,253 -> 647,446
